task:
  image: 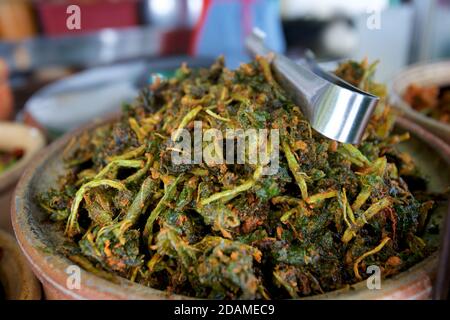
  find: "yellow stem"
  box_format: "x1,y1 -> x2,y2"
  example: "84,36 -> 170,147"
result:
354,237 -> 391,280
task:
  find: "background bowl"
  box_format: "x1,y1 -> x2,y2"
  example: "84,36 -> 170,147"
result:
0,122 -> 45,233
23,56 -> 214,139
11,116 -> 450,300
390,60 -> 450,144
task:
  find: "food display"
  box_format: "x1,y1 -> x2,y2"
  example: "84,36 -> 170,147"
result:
0,148 -> 24,175
37,57 -> 440,299
403,83 -> 450,124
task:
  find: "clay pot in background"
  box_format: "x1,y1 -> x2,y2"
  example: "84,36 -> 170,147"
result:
0,230 -> 41,300
0,123 -> 46,234
0,59 -> 13,121
390,60 -> 450,144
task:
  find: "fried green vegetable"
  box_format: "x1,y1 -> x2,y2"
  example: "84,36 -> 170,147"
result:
37,57 -> 440,299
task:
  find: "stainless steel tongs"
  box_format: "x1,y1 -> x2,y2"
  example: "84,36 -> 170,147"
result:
245,29 -> 379,144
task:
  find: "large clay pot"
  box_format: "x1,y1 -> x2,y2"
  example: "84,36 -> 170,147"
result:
11,116 -> 450,300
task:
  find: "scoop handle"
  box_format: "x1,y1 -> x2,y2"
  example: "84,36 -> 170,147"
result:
245,30 -> 379,144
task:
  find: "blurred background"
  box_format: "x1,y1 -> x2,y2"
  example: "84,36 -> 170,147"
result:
0,0 -> 449,136
1,0 -> 450,299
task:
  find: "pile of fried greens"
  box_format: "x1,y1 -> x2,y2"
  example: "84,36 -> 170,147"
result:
38,57 -> 439,299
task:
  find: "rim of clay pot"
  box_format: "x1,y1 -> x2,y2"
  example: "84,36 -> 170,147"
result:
389,60 -> 450,143
11,115 -> 450,300
0,122 -> 46,194
0,230 -> 41,300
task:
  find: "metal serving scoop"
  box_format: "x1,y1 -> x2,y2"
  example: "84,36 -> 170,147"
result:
245,29 -> 379,144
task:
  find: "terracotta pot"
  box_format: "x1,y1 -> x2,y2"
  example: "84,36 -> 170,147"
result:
11,116 -> 450,300
0,230 -> 41,299
0,122 -> 46,234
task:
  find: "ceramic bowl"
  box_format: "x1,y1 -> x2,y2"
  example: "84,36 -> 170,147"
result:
11,116 -> 450,300
0,122 -> 46,233
390,60 -> 450,144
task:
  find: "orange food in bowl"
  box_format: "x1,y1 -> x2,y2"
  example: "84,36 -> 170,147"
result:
403,83 -> 450,124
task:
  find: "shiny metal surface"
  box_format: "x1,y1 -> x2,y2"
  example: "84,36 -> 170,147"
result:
246,30 -> 379,144
0,26 -> 183,73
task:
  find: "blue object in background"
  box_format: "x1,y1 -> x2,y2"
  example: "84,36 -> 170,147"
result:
192,0 -> 285,68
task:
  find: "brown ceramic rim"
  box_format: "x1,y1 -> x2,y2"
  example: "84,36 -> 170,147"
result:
11,116 -> 450,300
